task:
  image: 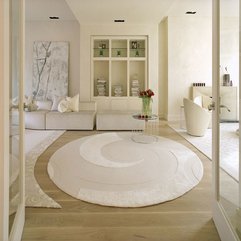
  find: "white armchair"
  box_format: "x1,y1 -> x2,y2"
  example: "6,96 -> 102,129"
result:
193,95 -> 212,128
183,98 -> 211,137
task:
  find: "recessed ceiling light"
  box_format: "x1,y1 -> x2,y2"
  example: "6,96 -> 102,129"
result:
114,19 -> 125,23
49,16 -> 59,20
186,11 -> 196,14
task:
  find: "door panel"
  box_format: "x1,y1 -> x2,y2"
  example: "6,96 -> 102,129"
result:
9,0 -> 25,240
212,0 -> 240,240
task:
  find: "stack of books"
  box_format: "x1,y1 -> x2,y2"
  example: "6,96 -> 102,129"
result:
131,79 -> 140,96
96,79 -> 107,96
113,85 -> 123,97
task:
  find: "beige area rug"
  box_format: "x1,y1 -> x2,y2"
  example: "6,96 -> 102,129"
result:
169,122 -> 239,181
12,130 -> 64,209
48,132 -> 203,207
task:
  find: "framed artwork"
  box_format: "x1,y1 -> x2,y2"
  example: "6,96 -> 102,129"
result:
32,41 -> 69,100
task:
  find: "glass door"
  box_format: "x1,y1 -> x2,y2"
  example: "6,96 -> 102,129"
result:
9,0 -> 25,240
212,0 -> 240,240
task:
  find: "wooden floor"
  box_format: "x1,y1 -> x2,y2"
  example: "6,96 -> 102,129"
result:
21,122 -> 221,241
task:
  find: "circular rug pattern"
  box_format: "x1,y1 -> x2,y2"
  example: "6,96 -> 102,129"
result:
47,132 -> 203,207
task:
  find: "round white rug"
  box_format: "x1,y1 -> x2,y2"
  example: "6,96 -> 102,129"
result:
47,132 -> 203,207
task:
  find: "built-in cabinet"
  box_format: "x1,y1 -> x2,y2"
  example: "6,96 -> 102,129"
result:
91,36 -> 147,101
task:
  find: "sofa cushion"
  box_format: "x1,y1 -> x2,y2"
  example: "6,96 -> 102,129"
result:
57,94 -> 79,113
66,94 -> 79,112
51,95 -> 66,111
46,111 -> 95,130
96,110 -> 145,130
25,110 -> 48,129
36,100 -> 53,110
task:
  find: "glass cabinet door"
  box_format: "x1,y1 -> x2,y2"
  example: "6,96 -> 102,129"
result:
111,39 -> 127,58
93,60 -> 109,97
92,36 -> 147,99
93,39 -> 109,57
129,39 -> 145,58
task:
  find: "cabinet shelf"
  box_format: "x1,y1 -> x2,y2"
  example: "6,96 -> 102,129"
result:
94,49 -> 109,58
129,57 -> 146,61
93,57 -> 109,61
92,36 -> 147,100
111,57 -> 127,61
112,48 -> 127,50
129,49 -> 145,58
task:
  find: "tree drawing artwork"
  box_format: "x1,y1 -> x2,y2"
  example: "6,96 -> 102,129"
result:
33,42 -> 51,99
32,41 -> 69,101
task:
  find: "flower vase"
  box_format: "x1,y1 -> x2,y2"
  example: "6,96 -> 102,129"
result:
142,97 -> 152,117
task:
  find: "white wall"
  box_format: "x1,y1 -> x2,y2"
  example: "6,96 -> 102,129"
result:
25,20 -> 80,97
220,17 -> 239,86
159,15 -> 239,121
79,24 -> 159,114
161,16 -> 212,121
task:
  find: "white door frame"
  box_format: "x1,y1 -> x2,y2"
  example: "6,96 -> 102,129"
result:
0,0 -> 10,239
9,0 -> 25,240
212,0 -> 240,240
0,0 -> 25,240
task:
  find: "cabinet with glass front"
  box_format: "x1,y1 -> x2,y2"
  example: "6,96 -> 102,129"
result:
129,39 -> 145,58
93,39 -> 109,58
92,36 -> 147,98
111,39 -> 127,58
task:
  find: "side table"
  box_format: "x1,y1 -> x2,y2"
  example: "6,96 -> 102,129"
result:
132,114 -> 158,144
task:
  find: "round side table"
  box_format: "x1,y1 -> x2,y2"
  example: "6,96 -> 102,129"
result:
132,114 -> 158,144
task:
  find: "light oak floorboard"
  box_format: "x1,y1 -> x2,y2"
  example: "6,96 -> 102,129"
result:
21,121 -> 220,241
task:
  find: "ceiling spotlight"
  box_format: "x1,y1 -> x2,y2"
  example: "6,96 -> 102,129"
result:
49,16 -> 59,20
114,19 -> 125,23
186,11 -> 196,14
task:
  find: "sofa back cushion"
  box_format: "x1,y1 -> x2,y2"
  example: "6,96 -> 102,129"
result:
51,95 -> 66,111
36,100 -> 53,110
57,94 -> 79,113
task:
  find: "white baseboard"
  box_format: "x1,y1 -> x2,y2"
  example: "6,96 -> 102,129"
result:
158,112 -> 167,120
166,113 -> 180,122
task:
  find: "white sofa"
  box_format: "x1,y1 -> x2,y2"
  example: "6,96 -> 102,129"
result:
25,102 -> 96,130
96,110 -> 145,130
25,110 -> 47,130
46,111 -> 95,130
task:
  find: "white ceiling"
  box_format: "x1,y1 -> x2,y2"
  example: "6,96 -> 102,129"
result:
167,0 -> 211,17
25,0 -> 77,21
65,0 -> 176,24
25,0 -> 238,23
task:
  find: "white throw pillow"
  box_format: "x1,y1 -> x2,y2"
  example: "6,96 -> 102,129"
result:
57,99 -> 72,113
66,94 -> 79,112
57,94 -> 79,113
193,96 -> 202,107
51,95 -> 66,111
36,100 -> 53,110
